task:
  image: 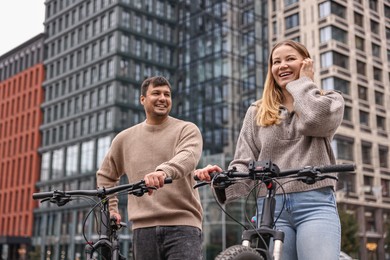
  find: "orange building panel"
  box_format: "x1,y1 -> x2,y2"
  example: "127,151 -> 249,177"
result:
0,63 -> 44,237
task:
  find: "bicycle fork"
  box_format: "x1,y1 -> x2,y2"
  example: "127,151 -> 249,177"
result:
242,181 -> 284,260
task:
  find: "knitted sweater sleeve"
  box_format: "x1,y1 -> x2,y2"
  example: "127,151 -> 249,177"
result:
287,77 -> 345,137
155,122 -> 203,179
217,105 -> 258,204
96,136 -> 124,214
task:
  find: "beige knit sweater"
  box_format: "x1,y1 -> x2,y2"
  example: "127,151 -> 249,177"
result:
224,77 -> 345,203
96,116 -> 203,230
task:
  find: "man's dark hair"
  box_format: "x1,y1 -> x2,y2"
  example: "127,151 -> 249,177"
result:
141,76 -> 171,96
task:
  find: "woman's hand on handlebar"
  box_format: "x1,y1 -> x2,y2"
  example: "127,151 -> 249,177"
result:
194,164 -> 223,181
144,171 -> 167,195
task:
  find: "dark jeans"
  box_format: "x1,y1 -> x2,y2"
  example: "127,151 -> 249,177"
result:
132,225 -> 203,260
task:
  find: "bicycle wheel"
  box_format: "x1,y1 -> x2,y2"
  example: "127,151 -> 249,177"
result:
215,245 -> 264,260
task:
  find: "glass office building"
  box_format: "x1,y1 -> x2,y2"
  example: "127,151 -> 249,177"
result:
32,0 -> 268,259
28,0 -> 390,259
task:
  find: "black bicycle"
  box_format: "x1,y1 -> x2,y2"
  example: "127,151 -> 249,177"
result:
194,160 -> 355,260
32,177 -> 172,260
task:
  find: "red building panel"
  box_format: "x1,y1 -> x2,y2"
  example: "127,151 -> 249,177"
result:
0,64 -> 44,237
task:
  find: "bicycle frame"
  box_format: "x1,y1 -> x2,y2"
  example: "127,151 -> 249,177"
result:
84,192 -> 126,260
194,160 -> 355,260
33,177 -> 172,260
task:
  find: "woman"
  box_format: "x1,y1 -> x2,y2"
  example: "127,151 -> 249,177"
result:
195,40 -> 345,260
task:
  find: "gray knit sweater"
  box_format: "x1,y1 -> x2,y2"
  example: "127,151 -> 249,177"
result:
224,77 -> 345,203
96,116 -> 203,230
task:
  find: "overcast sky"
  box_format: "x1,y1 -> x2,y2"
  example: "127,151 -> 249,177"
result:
0,0 -> 45,56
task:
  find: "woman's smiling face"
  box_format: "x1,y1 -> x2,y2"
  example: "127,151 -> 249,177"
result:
271,45 -> 305,89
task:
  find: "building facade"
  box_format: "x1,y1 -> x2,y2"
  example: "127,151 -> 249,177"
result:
31,0 -> 269,259
269,0 -> 390,259
0,0 -> 388,259
0,34 -> 45,260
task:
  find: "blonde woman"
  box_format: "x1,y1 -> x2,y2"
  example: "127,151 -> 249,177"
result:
195,40 -> 345,260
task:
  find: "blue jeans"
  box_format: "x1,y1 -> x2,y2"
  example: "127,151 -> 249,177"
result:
132,225 -> 203,260
256,187 -> 340,260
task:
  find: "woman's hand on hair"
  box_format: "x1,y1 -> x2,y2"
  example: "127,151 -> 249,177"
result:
300,58 -> 314,80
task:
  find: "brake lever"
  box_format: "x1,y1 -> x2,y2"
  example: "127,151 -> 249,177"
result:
130,186 -> 156,197
41,190 -> 72,206
193,181 -> 210,189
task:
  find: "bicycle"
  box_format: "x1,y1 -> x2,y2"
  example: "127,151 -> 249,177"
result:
32,177 -> 172,260
194,160 -> 355,260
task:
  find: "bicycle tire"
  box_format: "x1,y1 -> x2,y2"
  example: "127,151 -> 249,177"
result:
215,245 -> 264,260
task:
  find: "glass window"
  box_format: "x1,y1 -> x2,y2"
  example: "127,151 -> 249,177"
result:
122,11 -> 130,28
81,140 -> 94,173
121,35 -> 129,52
52,148 -> 64,179
381,179 -> 390,197
354,12 -> 364,27
320,51 -> 349,69
242,10 -> 254,25
146,18 -> 152,34
355,36 -> 365,51
343,106 -> 352,122
370,20 -> 379,34
107,84 -> 114,102
107,59 -> 114,77
41,152 -> 51,181
98,112 -> 105,131
386,4 -> 390,18
386,27 -> 390,41
285,13 -> 299,30
321,76 -> 350,95
372,43 -> 381,58
379,146 -> 389,168
134,15 -> 141,32
358,85 -> 368,101
374,91 -> 384,106
359,110 -> 370,126
106,110 -> 113,129
97,136 -> 111,168
320,26 -> 347,44
319,1 -> 346,18
369,0 -> 378,12
363,177 -> 374,196
373,67 -> 382,81
66,145 -> 79,176
361,143 -> 372,165
332,137 -> 354,161
284,0 -> 298,6
356,60 -> 366,76
377,115 -> 386,131
135,39 -> 141,56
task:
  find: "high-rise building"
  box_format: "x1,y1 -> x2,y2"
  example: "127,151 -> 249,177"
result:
1,0 -> 388,259
31,0 -> 269,259
269,0 -> 390,259
174,2 -> 268,258
0,34 -> 45,260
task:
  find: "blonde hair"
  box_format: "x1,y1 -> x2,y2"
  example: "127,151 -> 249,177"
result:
256,40 -> 311,127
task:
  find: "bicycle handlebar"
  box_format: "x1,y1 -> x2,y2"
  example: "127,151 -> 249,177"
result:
194,161 -> 355,188
278,163 -> 356,176
33,177 -> 173,201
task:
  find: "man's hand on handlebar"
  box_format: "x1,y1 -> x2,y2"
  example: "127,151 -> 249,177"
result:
144,171 -> 167,195
194,164 -> 223,181
110,211 -> 122,224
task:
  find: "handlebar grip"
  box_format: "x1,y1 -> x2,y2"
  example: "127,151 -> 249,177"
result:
194,172 -> 217,181
316,163 -> 355,173
164,177 -> 173,184
32,191 -> 54,200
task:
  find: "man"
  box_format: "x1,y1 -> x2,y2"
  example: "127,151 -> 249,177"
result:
97,76 -> 203,259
